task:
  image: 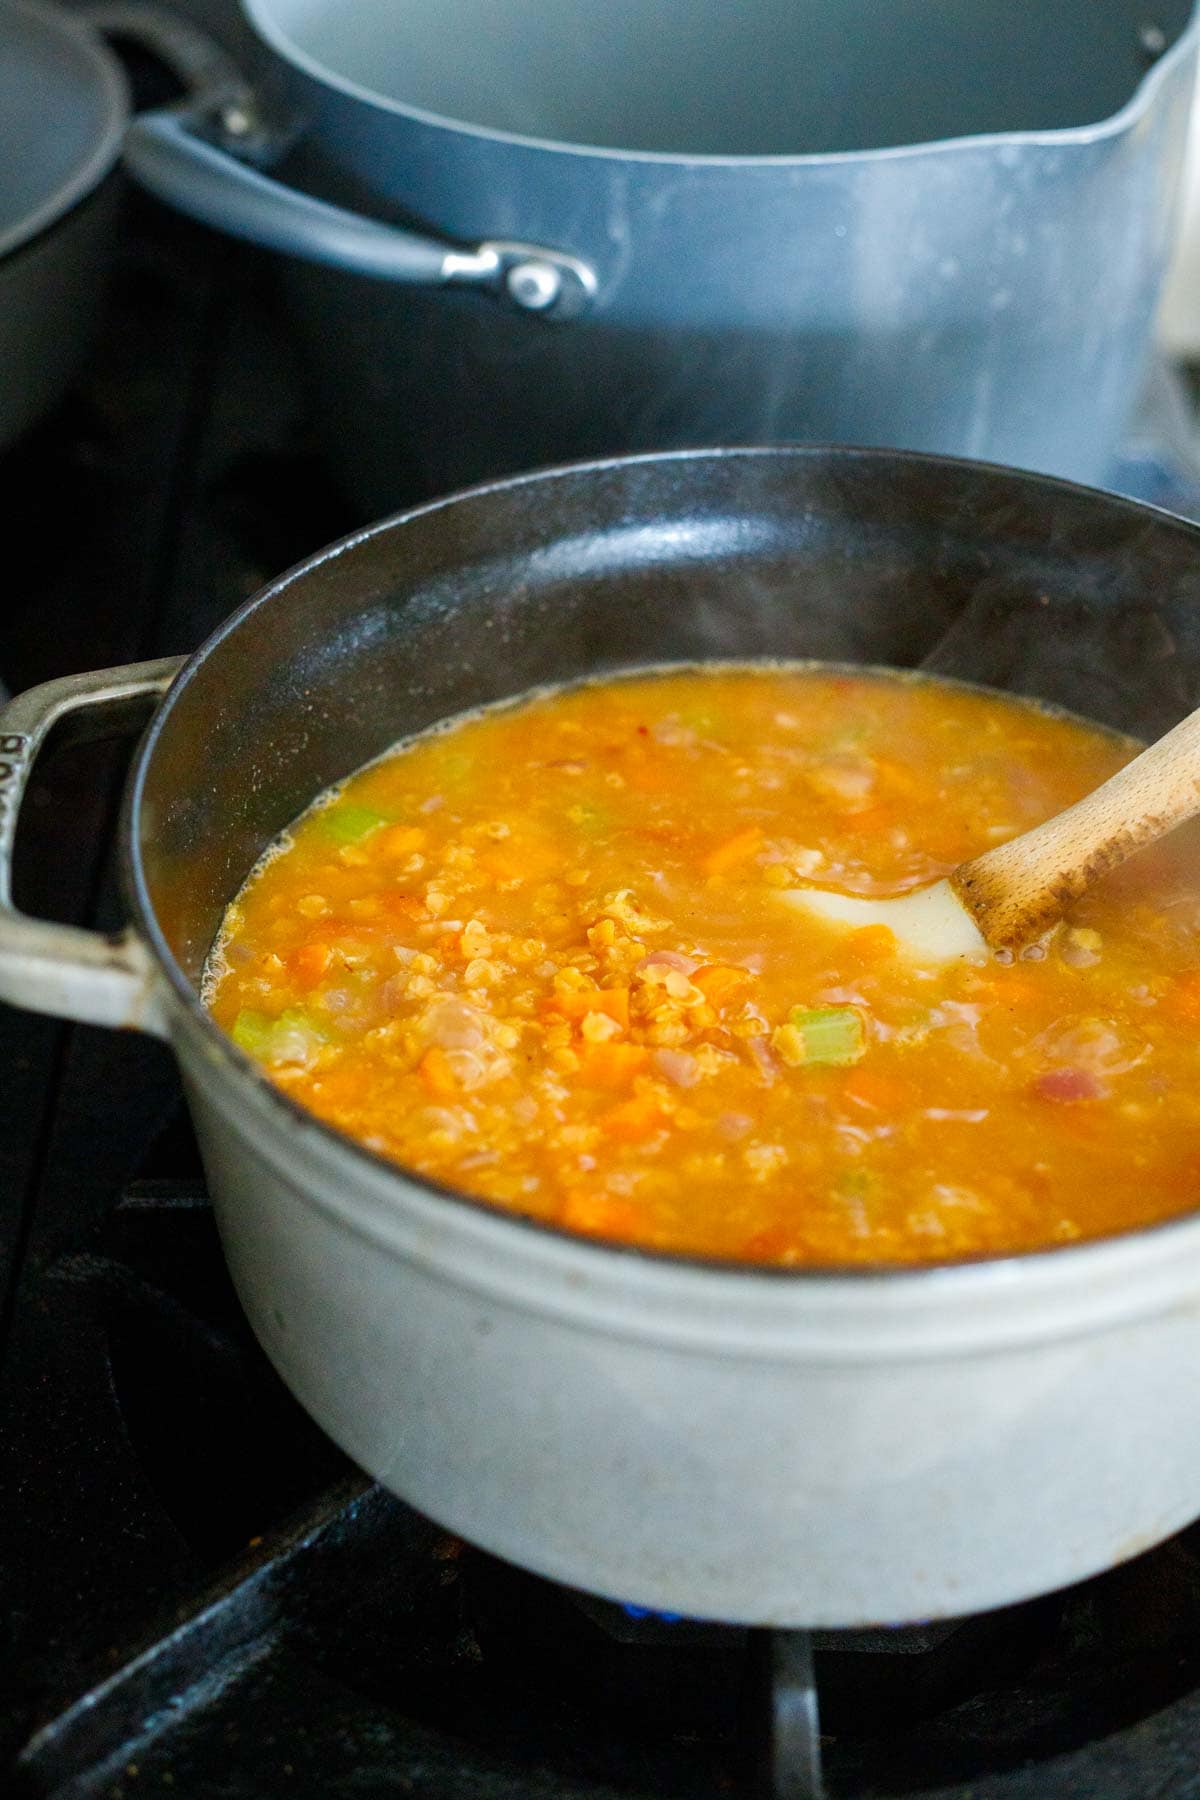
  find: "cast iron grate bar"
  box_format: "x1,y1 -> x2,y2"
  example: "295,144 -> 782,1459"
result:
16,1475 -> 379,1792
767,1630 -> 823,1800
116,1179 -> 211,1209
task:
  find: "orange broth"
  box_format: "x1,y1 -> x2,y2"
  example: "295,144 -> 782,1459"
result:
204,665 -> 1200,1265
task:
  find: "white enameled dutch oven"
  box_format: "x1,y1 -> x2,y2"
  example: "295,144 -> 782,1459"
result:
3,447 -> 1200,1627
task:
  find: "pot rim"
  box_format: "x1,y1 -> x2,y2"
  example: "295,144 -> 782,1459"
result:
0,0 -> 128,262
243,0 -> 1199,168
122,442 -> 1200,1323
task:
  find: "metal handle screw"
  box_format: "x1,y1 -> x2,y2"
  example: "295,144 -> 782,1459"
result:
505,260 -> 565,313
219,104 -> 254,139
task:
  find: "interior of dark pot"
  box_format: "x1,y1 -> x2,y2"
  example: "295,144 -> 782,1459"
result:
255,0 -> 1194,155
129,447 -> 1200,993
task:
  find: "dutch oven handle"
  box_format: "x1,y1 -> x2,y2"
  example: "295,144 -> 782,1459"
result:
0,660 -> 184,1037
89,4 -> 596,321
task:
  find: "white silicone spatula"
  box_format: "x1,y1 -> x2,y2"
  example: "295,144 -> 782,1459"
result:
784,700 -> 1200,962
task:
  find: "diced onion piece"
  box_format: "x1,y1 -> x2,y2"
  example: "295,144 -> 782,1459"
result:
744,1034 -> 778,1081
636,951 -> 701,975
653,1048 -> 700,1088
1033,1068 -> 1103,1103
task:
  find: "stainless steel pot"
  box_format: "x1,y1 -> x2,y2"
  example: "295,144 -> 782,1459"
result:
4,446 -> 1200,1627
119,0 -> 1200,512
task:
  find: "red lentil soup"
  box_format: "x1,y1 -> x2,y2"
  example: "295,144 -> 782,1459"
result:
204,665 -> 1200,1265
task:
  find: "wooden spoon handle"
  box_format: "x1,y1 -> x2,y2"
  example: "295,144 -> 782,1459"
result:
951,701 -> 1200,949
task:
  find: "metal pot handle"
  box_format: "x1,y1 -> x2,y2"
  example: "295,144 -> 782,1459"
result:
0,659 -> 184,1038
122,105 -> 596,318
91,0 -> 597,322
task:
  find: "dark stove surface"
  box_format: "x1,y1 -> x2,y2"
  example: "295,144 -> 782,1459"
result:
7,181 -> 1200,1800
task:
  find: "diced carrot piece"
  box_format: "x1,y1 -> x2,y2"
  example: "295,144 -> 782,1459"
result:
693,963 -> 752,1005
1163,972 -> 1200,1022
1050,1103 -> 1107,1144
481,833 -> 560,883
291,941 -> 331,989
550,987 -> 631,1029
973,975 -> 1043,1011
602,1092 -> 668,1140
845,924 -> 896,963
842,1068 -> 912,1112
376,824 -> 426,859
576,1042 -> 649,1087
702,826 -> 763,877
559,1191 -> 639,1238
603,989 -> 631,1030
845,805 -> 894,834
378,891 -> 429,924
480,849 -> 521,882
740,1225 -> 793,1260
419,1045 -> 459,1097
873,759 -> 922,798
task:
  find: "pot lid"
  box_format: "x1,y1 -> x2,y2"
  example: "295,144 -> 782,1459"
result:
0,0 -> 127,261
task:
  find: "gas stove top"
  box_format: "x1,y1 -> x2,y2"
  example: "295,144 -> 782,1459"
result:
7,174 -> 1200,1800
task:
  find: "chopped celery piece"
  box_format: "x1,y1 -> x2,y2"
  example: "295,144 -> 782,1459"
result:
232,1009 -> 276,1058
568,800 -> 611,832
232,1006 -> 329,1066
835,1168 -> 878,1214
837,1168 -> 875,1199
787,1005 -> 865,1066
438,750 -> 474,784
678,707 -> 721,735
320,804 -> 389,844
824,724 -> 869,752
277,1006 -> 332,1043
